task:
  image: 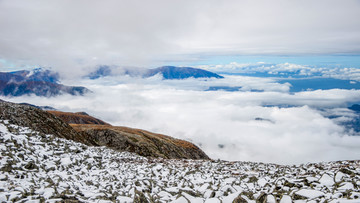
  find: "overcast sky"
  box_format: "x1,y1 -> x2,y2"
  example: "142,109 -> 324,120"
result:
0,0 -> 360,76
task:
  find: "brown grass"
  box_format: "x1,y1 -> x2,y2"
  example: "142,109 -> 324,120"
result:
70,124 -> 198,149
48,111 -> 110,125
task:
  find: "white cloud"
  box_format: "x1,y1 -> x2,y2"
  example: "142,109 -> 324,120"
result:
199,62 -> 360,81
0,0 -> 360,76
2,75 -> 360,164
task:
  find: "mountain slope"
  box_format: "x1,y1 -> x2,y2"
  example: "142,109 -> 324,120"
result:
47,111 -> 110,125
71,124 -> 209,159
0,69 -> 90,97
0,100 -> 95,145
48,109 -> 209,159
10,68 -> 60,83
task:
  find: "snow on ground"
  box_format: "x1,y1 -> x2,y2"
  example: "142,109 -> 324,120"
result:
0,120 -> 360,202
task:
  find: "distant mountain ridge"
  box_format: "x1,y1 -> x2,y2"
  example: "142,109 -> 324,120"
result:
0,68 -> 90,97
9,68 -> 60,83
87,65 -> 224,79
145,66 -> 224,79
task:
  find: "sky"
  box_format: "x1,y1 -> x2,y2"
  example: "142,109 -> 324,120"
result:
1,0 -> 360,77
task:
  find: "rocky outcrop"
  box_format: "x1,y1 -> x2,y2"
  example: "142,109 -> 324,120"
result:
0,100 -> 95,145
71,124 -> 210,160
47,111 -> 110,125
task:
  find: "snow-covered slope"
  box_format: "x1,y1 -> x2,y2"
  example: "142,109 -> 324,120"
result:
1,120 -> 359,202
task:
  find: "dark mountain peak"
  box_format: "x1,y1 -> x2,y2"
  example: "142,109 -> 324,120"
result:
87,65 -> 223,80
0,68 -> 90,97
10,68 -> 60,83
147,66 -> 224,79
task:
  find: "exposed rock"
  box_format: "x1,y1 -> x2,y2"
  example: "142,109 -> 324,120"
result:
233,195 -> 248,203
71,124 -> 210,160
24,162 -> 38,170
133,190 -> 149,203
340,168 -> 355,176
0,164 -> 13,172
256,193 -> 267,203
47,111 -> 110,125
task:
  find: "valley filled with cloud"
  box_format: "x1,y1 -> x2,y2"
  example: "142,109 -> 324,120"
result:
4,69 -> 360,164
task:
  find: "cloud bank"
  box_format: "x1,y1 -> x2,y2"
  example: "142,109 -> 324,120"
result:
199,62 -> 360,81
3,75 -> 360,164
1,0 -> 360,77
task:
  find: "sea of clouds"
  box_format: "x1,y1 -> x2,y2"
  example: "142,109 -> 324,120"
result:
3,74 -> 360,164
199,62 -> 360,81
